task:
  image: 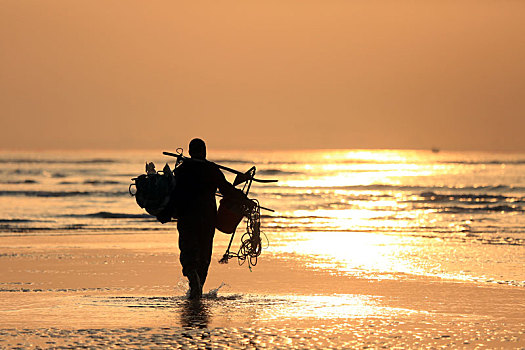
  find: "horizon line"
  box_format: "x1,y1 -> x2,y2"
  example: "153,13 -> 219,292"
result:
0,147 -> 524,154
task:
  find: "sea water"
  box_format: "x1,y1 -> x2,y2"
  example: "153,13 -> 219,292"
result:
0,149 -> 524,286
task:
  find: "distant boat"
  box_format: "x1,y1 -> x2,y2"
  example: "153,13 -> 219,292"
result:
431,148 -> 440,153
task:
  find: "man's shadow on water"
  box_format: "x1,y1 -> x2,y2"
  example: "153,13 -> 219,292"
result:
179,299 -> 210,329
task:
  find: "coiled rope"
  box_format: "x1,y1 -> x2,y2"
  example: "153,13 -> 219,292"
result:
219,199 -> 268,270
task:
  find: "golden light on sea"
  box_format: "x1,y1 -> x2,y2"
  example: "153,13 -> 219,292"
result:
266,150 -> 479,282
280,150 -> 442,188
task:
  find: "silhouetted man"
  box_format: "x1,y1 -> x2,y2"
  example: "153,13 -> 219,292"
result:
175,138 -> 237,299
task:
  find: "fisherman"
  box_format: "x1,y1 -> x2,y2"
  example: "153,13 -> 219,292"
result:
174,138 -> 239,299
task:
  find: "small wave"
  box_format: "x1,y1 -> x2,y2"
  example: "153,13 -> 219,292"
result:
60,179 -> 122,185
0,227 -> 171,236
257,169 -> 301,176
0,190 -> 128,197
83,180 -> 121,185
261,214 -> 331,220
278,184 -> 525,193
441,159 -> 525,165
0,219 -> 51,223
414,185 -> 525,192
51,173 -> 67,178
420,191 -> 513,202
477,236 -> 525,246
0,225 -> 55,232
266,159 -> 415,165
440,205 -> 524,213
67,211 -> 153,219
110,173 -> 141,178
407,231 -> 525,249
7,169 -> 43,175
0,179 -> 38,184
300,184 -> 434,191
5,169 -> 74,177
61,224 -> 88,230
266,160 -> 300,165
265,192 -> 325,199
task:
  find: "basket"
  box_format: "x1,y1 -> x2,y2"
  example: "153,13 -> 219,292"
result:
216,197 -> 244,234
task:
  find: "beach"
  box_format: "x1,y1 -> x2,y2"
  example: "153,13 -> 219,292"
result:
1,149 -> 525,348
1,232 -> 524,349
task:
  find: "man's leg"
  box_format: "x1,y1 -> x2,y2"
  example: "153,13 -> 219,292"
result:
196,223 -> 216,288
177,218 -> 202,299
186,270 -> 201,300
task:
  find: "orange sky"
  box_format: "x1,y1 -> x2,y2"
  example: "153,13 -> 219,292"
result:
1,1 -> 524,151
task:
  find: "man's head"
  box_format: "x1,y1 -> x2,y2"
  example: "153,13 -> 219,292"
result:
189,138 -> 207,160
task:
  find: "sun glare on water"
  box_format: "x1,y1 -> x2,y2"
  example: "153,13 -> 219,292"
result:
279,150 -> 439,188
268,150 -> 477,282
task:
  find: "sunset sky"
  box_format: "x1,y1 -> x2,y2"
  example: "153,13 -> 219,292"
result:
1,1 -> 524,152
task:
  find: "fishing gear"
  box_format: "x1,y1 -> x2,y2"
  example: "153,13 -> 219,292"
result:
163,149 -> 276,270
215,170 -> 266,271
129,150 -> 186,224
129,162 -> 177,223
218,198 -> 268,271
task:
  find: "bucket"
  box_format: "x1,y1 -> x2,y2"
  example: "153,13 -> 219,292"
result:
216,197 -> 244,234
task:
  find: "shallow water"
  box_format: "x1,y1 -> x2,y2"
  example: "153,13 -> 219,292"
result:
0,229 -> 523,348
1,290 -> 523,349
1,149 -> 524,286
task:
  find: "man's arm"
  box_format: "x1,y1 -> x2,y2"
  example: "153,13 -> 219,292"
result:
216,168 -> 238,197
215,168 -> 253,206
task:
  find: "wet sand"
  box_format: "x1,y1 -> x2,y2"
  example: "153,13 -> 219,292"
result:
0,232 -> 524,348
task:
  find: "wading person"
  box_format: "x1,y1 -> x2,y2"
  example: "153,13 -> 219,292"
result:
174,138 -> 238,299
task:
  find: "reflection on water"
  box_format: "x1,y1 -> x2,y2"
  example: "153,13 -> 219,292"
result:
264,229 -> 525,286
266,231 -> 422,279
180,299 -> 210,328
251,294 -> 420,321
86,293 -> 418,329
